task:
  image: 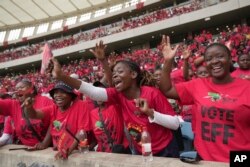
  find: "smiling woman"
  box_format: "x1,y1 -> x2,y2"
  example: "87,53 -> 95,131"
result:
159,36 -> 250,162
23,81 -> 95,160
203,43 -> 233,84
0,79 -> 53,147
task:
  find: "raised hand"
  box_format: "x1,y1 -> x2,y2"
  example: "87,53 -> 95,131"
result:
89,40 -> 107,61
50,58 -> 63,79
108,52 -> 117,67
161,35 -> 179,61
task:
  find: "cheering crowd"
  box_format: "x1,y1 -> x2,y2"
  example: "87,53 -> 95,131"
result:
0,0 -> 249,161
0,24 -> 249,162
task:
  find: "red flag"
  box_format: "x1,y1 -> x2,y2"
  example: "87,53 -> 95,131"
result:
63,26 -> 68,32
40,43 -> 53,74
136,2 -> 144,10
22,37 -> 28,42
3,41 -> 8,47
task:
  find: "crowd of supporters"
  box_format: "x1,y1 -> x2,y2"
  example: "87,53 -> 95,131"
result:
0,23 -> 249,94
0,0 -> 249,163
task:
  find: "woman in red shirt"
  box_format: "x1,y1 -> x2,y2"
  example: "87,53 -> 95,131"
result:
24,81 -> 94,159
159,35 -> 250,162
0,79 -> 53,147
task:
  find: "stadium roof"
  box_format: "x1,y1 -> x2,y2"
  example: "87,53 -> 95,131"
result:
0,0 -> 126,30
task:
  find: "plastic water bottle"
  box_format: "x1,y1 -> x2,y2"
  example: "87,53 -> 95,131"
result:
141,127 -> 153,162
78,129 -> 89,153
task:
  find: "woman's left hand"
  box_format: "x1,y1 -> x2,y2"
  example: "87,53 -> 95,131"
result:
134,98 -> 154,118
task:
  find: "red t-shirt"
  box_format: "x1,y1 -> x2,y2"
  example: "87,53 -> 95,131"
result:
91,104 -> 128,152
231,68 -> 250,79
106,86 -> 176,154
42,99 -> 92,148
175,77 -> 250,162
0,95 -> 53,146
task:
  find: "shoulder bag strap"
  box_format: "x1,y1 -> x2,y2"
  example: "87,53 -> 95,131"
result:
123,122 -> 137,155
98,107 -> 114,149
22,108 -> 43,142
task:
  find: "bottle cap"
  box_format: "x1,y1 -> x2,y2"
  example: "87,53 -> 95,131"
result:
79,139 -> 88,147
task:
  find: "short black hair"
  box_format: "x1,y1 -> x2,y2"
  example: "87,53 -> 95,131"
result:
204,43 -> 231,59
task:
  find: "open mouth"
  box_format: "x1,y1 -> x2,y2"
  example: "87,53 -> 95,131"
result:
212,66 -> 222,73
54,98 -> 64,105
114,80 -> 122,88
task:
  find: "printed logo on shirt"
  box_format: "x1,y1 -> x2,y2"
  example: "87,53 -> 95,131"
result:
53,120 -> 62,131
127,123 -> 143,144
95,119 -> 115,152
95,121 -> 103,129
204,92 -> 237,103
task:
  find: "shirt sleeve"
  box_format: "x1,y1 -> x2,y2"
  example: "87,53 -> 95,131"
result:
148,110 -> 180,130
78,81 -> 108,101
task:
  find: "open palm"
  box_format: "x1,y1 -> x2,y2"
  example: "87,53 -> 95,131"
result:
51,58 -> 63,79
161,35 -> 179,61
90,40 -> 107,61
